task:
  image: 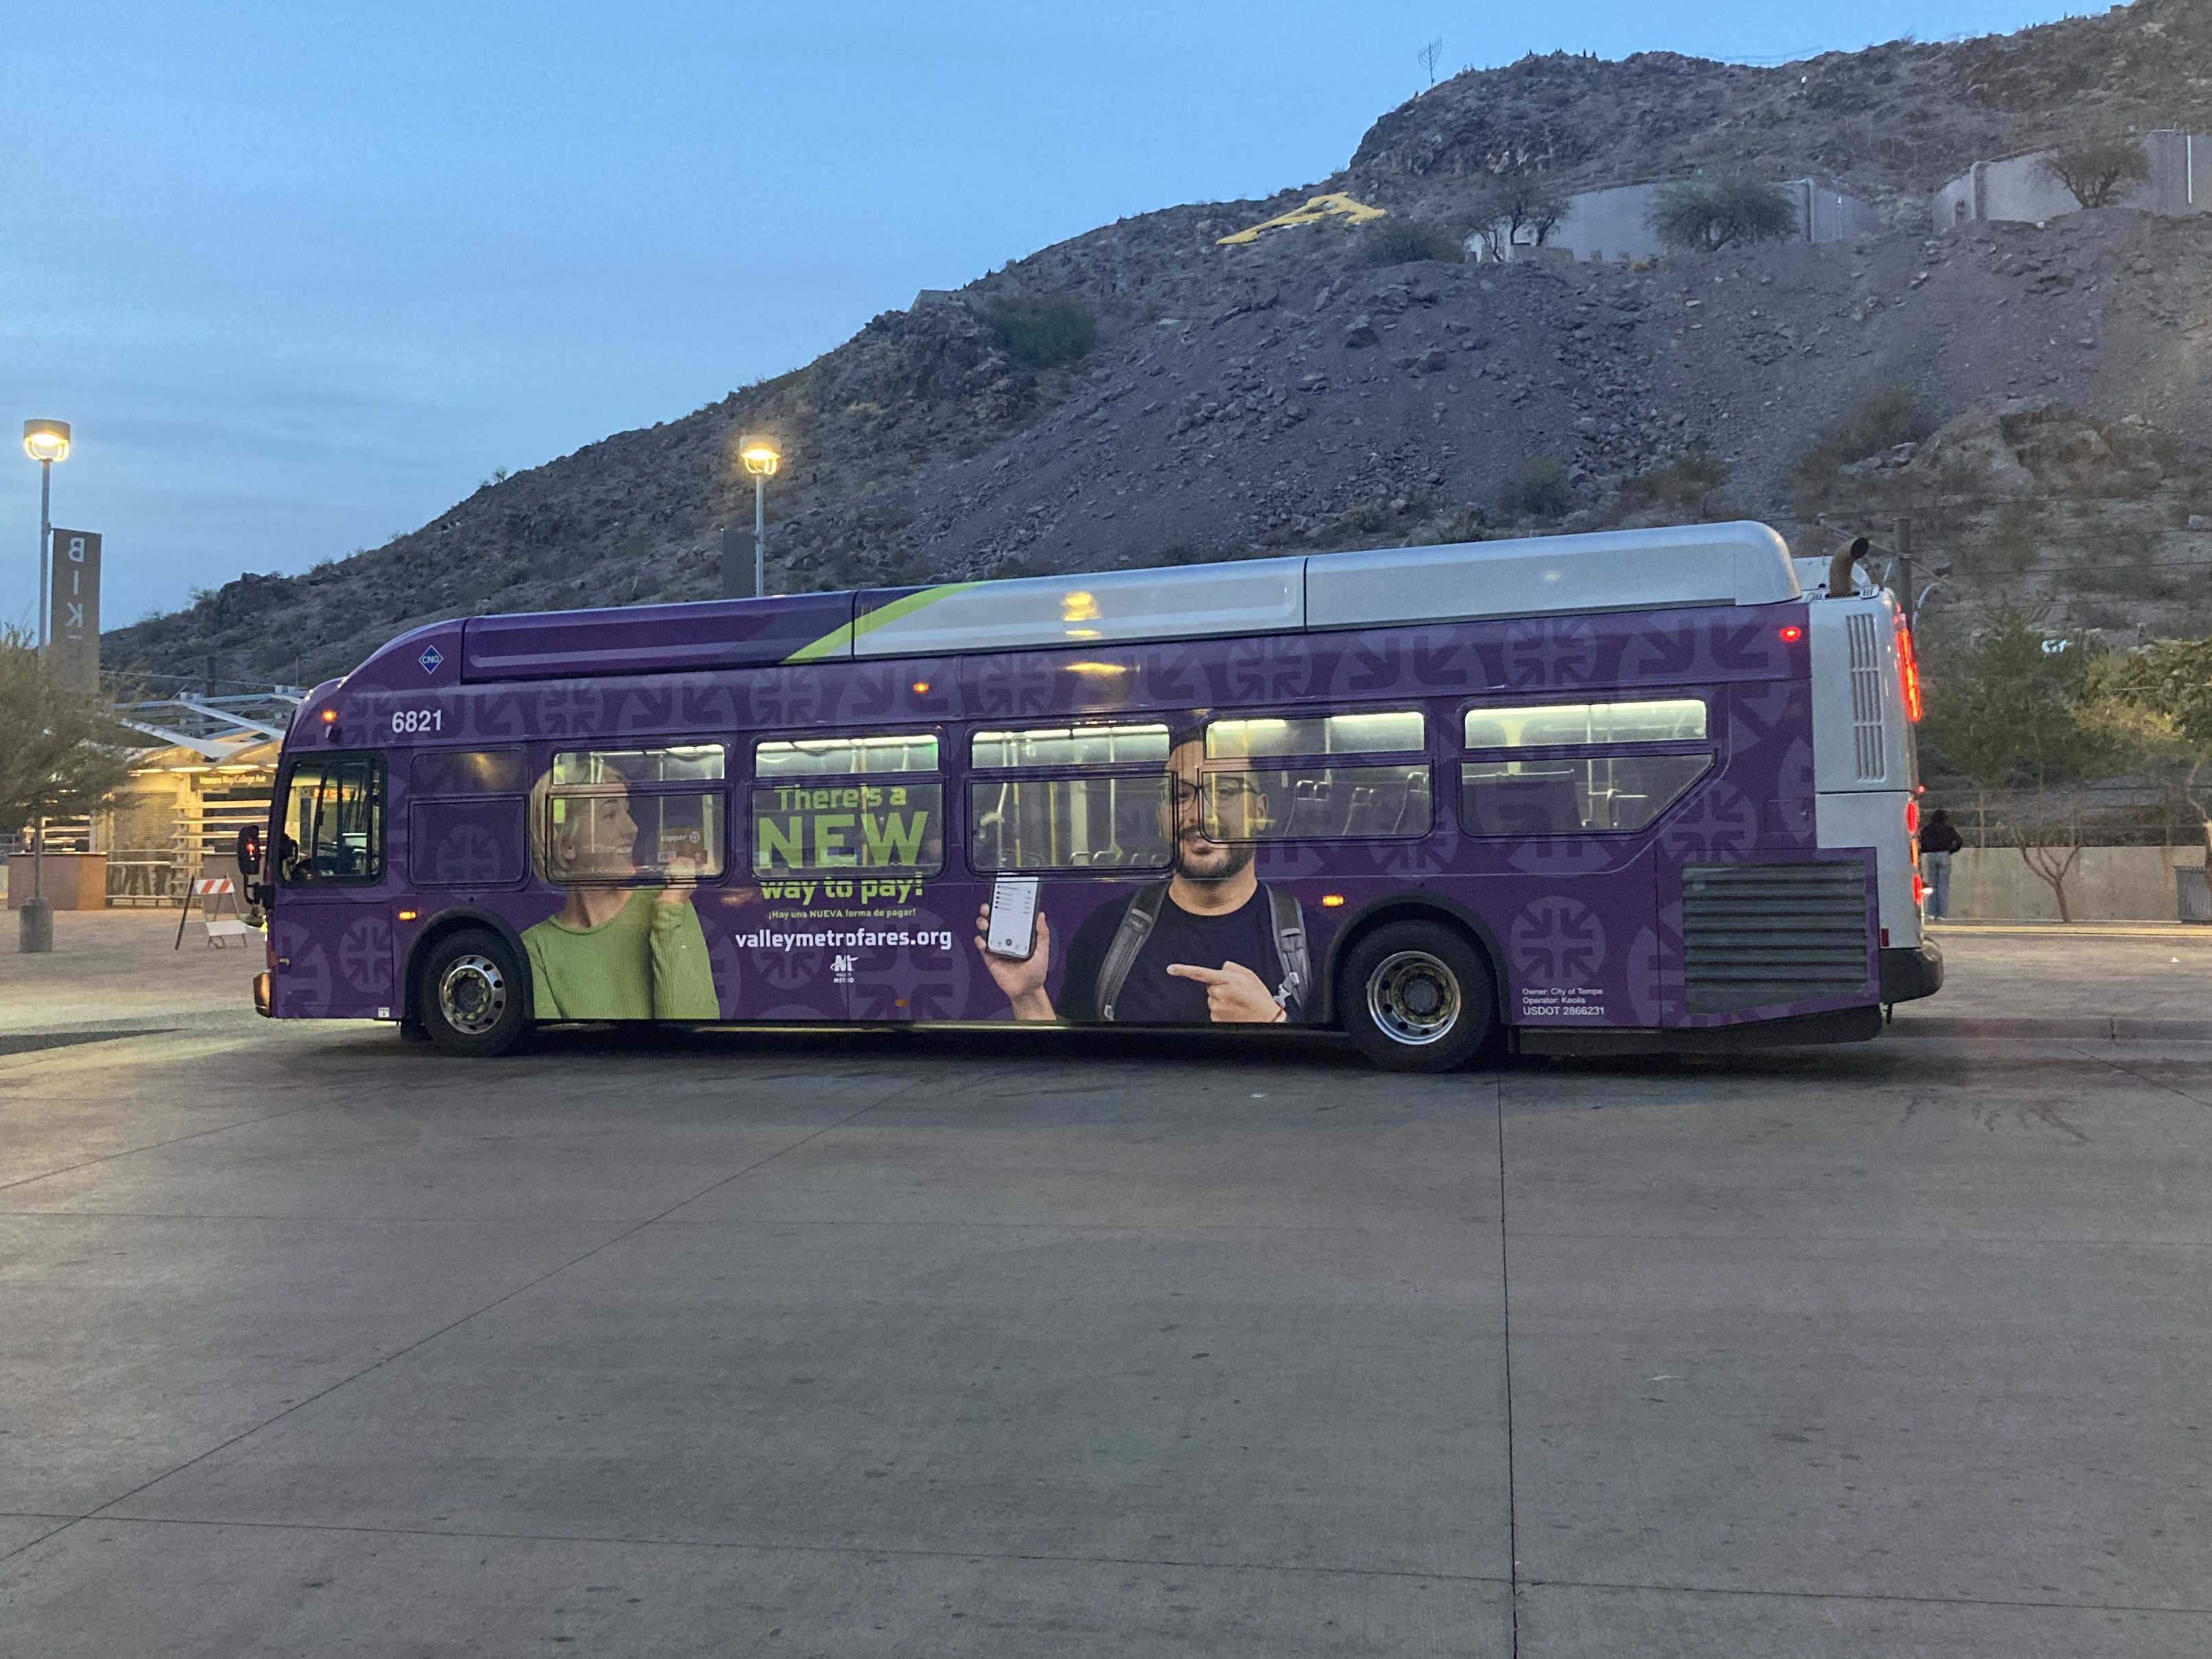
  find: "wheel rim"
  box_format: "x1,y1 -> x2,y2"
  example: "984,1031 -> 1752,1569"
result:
1366,950 -> 1462,1047
438,954 -> 507,1036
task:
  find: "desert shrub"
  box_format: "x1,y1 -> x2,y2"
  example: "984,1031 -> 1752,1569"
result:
2038,133 -> 2152,209
1333,498 -> 1396,535
1364,217 -> 1466,267
1616,452 -> 1729,519
1788,385 -> 1944,507
983,298 -> 1097,369
1648,169 -> 1799,253
1497,456 -> 1572,520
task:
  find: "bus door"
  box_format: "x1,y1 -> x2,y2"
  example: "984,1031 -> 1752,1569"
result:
268,751 -> 396,1019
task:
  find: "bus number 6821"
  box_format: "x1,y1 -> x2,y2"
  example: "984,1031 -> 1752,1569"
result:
391,709 -> 443,734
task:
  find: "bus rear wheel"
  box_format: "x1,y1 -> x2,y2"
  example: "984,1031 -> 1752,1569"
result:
1339,921 -> 1494,1073
418,929 -> 532,1058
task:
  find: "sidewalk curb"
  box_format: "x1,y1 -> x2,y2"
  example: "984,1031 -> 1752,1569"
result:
1891,1015 -> 2212,1041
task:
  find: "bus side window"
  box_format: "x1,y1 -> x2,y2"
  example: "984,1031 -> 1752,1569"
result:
751,732 -> 943,877
1198,711 -> 1431,842
279,754 -> 386,885
1460,698 -> 1711,837
540,744 -> 727,883
967,723 -> 1173,872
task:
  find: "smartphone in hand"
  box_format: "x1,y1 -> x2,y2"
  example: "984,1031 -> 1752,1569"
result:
986,876 -> 1041,960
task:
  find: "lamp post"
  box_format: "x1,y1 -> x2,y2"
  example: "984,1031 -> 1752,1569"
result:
19,419 -> 69,955
23,419 -> 68,650
740,439 -> 779,599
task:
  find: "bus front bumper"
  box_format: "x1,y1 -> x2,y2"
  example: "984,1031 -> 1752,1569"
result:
1880,940 -> 1944,1005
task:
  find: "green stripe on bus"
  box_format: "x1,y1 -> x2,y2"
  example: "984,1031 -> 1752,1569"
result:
783,583 -> 982,663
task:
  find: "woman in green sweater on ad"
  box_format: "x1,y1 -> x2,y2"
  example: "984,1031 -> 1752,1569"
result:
522,769 -> 720,1021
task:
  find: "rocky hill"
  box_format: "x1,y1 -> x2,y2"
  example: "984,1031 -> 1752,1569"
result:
108,0 -> 2212,688
1353,0 -> 2212,214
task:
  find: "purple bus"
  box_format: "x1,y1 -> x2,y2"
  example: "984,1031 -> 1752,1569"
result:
248,520 -> 1940,1069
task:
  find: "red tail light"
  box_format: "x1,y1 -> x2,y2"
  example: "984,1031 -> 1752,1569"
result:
1895,614 -> 1924,723
1905,798 -> 1920,837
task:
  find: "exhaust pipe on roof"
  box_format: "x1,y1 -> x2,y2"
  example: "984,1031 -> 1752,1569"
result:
1828,536 -> 1869,599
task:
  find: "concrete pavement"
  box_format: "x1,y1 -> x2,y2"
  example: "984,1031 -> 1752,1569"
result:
0,912 -> 2207,1655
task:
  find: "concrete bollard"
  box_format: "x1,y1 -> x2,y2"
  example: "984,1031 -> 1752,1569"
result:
17,896 -> 52,953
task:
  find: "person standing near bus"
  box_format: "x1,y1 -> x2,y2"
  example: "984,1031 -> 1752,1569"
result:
973,735 -> 1309,1025
1921,807 -> 1963,920
522,769 -> 719,1021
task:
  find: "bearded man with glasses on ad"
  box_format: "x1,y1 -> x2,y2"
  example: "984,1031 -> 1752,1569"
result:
973,733 -> 1310,1026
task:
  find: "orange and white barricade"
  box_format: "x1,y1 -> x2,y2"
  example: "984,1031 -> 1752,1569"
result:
176,877 -> 253,949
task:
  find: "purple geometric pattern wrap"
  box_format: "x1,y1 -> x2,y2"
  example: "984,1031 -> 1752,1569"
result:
268,602 -> 1863,1030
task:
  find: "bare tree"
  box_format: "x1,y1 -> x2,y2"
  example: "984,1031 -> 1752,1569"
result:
1468,167 -> 1570,260
2008,791 -> 2090,923
2038,132 -> 2151,209
1418,36 -> 1444,88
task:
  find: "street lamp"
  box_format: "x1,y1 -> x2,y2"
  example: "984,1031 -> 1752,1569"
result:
23,419 -> 69,651
18,419 -> 69,955
740,438 -> 779,599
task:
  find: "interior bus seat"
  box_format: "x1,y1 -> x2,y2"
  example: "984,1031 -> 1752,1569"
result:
1287,778 -> 1332,835
1394,770 -> 1431,834
1341,783 -> 1379,836
1327,778 -> 1362,831
1469,770 -> 1581,837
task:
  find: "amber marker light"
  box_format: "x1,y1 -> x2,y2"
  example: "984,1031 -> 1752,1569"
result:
911,680 -> 930,695
1321,894 -> 1346,907
320,709 -> 337,723
397,909 -> 417,922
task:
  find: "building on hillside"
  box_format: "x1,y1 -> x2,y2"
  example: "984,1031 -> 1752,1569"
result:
1466,176 -> 1880,264
1935,131 -> 2206,228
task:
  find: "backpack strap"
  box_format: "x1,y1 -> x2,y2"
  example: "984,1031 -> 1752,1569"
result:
1096,880 -> 1171,1022
1267,887 -> 1309,1014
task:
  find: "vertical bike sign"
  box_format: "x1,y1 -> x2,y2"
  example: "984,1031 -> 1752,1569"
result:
47,528 -> 102,693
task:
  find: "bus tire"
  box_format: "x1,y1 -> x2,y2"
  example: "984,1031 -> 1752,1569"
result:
418,929 -> 532,1058
1338,920 -> 1494,1073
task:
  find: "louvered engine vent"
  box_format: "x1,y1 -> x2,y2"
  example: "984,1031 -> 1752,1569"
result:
1683,862 -> 1872,1013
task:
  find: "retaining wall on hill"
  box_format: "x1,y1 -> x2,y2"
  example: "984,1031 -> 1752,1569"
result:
1942,844 -> 2208,922
1935,131 -> 2207,229
1468,177 -> 1880,264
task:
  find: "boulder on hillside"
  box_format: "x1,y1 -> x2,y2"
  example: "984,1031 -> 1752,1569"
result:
1898,402 -> 2169,499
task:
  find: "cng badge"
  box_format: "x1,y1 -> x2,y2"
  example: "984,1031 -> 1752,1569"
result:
418,645 -> 443,675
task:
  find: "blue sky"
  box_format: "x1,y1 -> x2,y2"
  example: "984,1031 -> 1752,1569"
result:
3,0 -> 2080,627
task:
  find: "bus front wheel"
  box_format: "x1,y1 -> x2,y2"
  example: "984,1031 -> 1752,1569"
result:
418,929 -> 533,1058
1339,921 -> 1494,1073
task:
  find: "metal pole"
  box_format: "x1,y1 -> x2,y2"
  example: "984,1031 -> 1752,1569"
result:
1893,516 -> 1915,623
753,474 -> 767,599
20,459 -> 54,949
36,458 -> 50,650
